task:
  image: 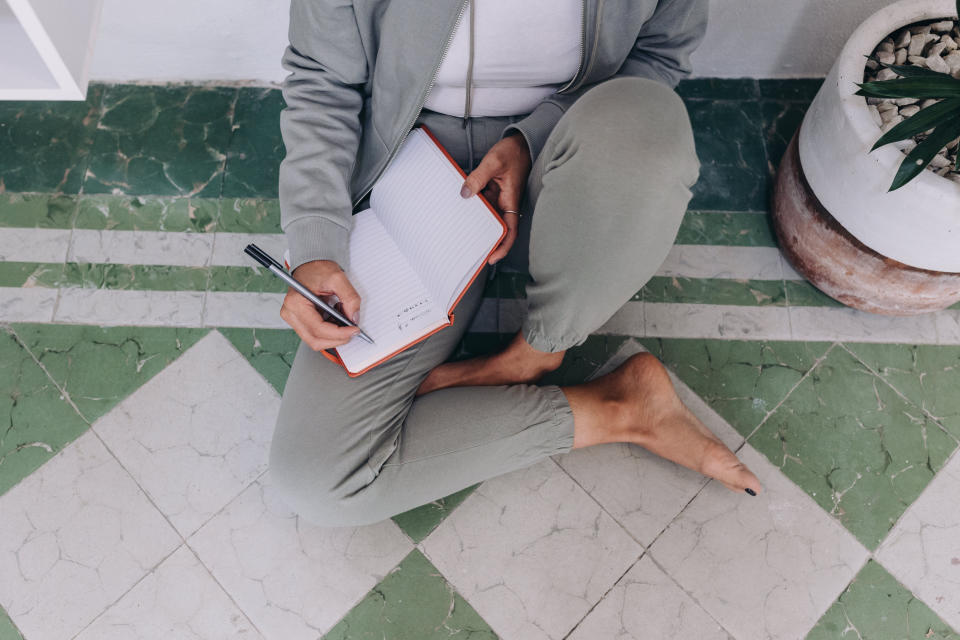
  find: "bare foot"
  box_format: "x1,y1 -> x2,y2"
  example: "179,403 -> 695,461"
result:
417,332 -> 564,396
564,353 -> 763,496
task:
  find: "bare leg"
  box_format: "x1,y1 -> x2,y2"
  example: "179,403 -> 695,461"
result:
417,331 -> 564,396
564,352 -> 762,495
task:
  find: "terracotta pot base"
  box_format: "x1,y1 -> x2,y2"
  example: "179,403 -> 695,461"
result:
772,132 -> 960,316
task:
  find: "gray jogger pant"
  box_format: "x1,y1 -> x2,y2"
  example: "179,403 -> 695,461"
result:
270,77 -> 700,527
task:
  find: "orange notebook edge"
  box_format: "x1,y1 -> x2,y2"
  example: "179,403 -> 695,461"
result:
334,125 -> 508,377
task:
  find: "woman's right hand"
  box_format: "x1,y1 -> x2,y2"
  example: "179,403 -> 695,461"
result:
280,260 -> 363,351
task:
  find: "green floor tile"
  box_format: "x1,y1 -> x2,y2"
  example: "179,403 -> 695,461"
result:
324,549 -> 498,640
59,263 -> 211,291
676,78 -> 759,101
0,86 -> 102,193
0,262 -> 63,288
761,100 -> 809,175
642,276 -> 786,306
807,560 -> 960,640
208,266 -> 287,293
84,85 -> 235,197
392,484 -> 479,543
785,280 -> 846,307
675,210 -> 777,247
216,198 -> 282,234
217,328 -> 301,394
222,88 -> 286,198
10,324 -> 209,425
686,99 -> 769,212
758,78 -> 824,102
0,328 -> 91,497
845,344 -> 960,439
641,338 -> 831,437
749,347 -> 957,549
73,194 -> 217,232
0,606 -> 23,640
0,193 -> 77,228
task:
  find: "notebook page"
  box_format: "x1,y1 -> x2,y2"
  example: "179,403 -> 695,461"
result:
370,128 -> 504,310
335,209 -> 449,373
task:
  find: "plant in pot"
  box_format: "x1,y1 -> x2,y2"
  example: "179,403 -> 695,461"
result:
772,0 -> 960,316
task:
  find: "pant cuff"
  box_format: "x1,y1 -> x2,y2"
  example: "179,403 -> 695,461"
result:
543,385 -> 575,453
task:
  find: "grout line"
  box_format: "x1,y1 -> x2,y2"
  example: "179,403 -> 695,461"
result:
837,342 -> 960,445
561,551 -> 647,640
739,341 -> 838,443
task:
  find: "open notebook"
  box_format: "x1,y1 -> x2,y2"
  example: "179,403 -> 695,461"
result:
325,127 -> 506,376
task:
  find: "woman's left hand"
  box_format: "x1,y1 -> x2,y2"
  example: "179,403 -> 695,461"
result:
459,132 -> 532,265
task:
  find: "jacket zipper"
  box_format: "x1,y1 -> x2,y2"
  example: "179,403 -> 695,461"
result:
352,0 -> 470,208
557,0 -> 588,94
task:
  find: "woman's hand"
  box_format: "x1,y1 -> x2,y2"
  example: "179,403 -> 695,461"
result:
280,260 -> 362,351
459,132 -> 531,264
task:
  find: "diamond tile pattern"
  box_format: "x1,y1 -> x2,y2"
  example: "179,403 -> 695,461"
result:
1,79 -> 959,640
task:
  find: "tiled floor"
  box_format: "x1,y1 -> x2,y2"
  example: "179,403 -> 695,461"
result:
1,78 -> 959,639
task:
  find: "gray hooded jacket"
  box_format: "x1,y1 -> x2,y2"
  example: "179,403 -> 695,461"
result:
279,0 -> 708,271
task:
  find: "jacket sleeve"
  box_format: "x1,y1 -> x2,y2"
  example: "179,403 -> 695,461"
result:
502,0 -> 708,162
279,0 -> 368,272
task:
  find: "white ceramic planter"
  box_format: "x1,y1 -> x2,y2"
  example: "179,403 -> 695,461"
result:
799,0 -> 960,273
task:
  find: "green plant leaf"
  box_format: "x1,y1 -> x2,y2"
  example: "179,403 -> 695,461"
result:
867,56 -> 950,78
871,98 -> 960,150
889,118 -> 960,190
857,76 -> 960,99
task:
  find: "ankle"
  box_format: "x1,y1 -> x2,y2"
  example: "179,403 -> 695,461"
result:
498,333 -> 564,380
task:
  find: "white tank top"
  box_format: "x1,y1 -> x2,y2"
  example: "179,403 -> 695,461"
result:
423,0 -> 583,118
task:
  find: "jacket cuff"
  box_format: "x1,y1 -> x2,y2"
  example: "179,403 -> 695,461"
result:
284,216 -> 351,272
502,100 -> 565,162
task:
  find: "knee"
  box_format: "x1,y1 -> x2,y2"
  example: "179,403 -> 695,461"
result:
268,414 -> 382,528
558,77 -> 700,188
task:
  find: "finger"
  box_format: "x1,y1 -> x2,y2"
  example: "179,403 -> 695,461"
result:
283,293 -> 361,347
461,157 -> 499,198
328,271 -> 362,323
498,174 -> 523,214
488,214 -> 519,264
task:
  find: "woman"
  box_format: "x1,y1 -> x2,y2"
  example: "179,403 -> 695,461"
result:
272,0 -> 762,527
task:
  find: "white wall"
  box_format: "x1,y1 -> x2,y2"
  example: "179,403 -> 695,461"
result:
89,0 -> 896,83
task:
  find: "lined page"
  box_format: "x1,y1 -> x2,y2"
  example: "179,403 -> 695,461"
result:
370,128 -> 504,310
335,210 -> 448,373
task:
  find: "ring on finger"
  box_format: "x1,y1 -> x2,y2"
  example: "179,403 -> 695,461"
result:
502,209 -> 523,218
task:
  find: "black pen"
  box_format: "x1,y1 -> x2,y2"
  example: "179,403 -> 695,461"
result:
243,244 -> 375,345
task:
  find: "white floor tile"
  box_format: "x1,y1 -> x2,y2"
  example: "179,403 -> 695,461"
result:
658,245 -> 784,280
646,303 -> 792,341
54,289 -> 205,326
567,555 -> 731,640
789,306 -> 938,344
0,228 -> 71,262
0,432 -> 180,640
0,287 -> 57,322
935,308 -> 960,345
211,233 -> 287,268
649,445 -> 868,640
420,458 -> 642,640
202,292 -> 287,329
93,331 -> 279,537
75,545 -> 262,640
69,229 -> 214,266
876,450 -> 960,631
188,475 -> 412,640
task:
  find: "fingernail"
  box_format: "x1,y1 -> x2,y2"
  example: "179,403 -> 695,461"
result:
745,488 -> 757,496
460,184 -> 472,198
351,312 -> 359,324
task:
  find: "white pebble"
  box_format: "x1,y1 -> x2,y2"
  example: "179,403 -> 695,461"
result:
877,68 -> 898,80
879,40 -> 895,53
943,36 -> 958,51
909,33 -> 927,56
868,104 -> 883,126
930,42 -> 948,57
900,105 -> 921,117
877,51 -> 896,65
909,25 -> 932,36
945,50 -> 960,71
878,101 -> 899,112
927,54 -> 951,73
865,58 -> 879,70
932,20 -> 955,33
930,153 -> 951,168
892,97 -> 919,106
895,29 -> 912,48
921,98 -> 940,108
881,115 -> 904,132
895,48 -> 908,64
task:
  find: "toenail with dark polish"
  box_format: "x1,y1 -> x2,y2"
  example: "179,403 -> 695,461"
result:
745,488 -> 757,496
